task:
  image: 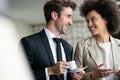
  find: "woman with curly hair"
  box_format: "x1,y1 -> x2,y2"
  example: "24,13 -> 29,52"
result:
74,0 -> 120,80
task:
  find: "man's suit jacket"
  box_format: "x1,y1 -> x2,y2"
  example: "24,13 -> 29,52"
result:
21,29 -> 73,80
74,36 -> 120,80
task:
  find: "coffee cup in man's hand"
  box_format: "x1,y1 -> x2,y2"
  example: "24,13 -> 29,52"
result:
68,60 -> 77,71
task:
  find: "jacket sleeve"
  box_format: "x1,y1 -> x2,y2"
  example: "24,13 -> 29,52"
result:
74,41 -> 94,80
21,38 -> 47,80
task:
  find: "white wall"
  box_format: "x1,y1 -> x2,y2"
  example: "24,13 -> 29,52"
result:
0,15 -> 34,80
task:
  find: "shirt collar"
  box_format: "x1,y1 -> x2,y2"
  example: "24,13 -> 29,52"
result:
44,27 -> 61,39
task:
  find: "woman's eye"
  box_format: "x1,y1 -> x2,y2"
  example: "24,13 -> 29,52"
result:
92,18 -> 97,22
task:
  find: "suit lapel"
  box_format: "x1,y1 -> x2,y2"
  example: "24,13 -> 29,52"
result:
110,36 -> 120,70
87,37 -> 101,66
40,29 -> 55,65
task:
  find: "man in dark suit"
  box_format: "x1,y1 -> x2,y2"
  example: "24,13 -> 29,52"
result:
21,0 -> 84,80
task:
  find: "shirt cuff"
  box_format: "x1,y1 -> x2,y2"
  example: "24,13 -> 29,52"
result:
45,68 -> 50,80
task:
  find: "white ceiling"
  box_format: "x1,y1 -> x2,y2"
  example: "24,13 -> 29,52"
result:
8,0 -> 84,25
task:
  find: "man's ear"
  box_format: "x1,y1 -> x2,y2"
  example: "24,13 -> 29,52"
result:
51,11 -> 58,20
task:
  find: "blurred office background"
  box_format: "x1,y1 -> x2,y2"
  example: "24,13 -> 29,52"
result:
8,0 -> 120,49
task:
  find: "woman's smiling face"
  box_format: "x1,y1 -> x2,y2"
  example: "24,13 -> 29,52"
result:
86,10 -> 108,36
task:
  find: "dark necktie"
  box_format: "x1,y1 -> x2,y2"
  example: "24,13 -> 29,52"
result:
53,38 -> 62,61
53,38 -> 64,80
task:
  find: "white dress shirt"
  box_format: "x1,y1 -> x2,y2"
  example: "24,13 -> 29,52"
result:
44,28 -> 67,80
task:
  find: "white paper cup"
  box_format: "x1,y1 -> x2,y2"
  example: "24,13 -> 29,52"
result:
68,60 -> 77,71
